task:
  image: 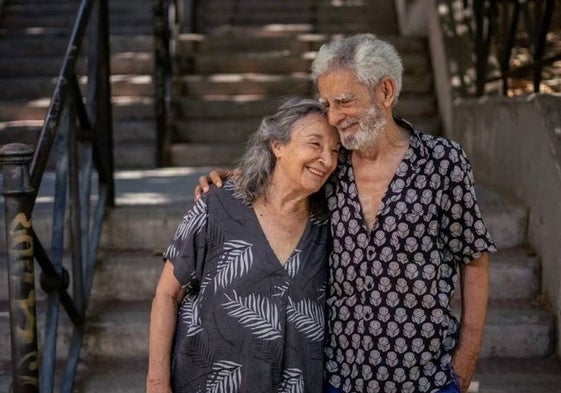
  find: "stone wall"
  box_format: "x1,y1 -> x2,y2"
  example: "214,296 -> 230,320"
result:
453,94 -> 561,355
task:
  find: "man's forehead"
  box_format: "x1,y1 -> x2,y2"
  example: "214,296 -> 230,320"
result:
318,93 -> 354,102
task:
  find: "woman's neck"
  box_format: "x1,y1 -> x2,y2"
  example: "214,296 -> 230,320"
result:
253,185 -> 310,218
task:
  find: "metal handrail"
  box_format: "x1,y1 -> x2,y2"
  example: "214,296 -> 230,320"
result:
153,0 -> 197,166
154,0 -> 175,166
0,0 -> 114,391
440,0 -> 558,96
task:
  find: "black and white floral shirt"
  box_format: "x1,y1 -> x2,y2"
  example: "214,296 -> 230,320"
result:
163,181 -> 330,393
324,119 -> 497,393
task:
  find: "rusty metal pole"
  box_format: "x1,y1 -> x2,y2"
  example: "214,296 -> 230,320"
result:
0,143 -> 39,393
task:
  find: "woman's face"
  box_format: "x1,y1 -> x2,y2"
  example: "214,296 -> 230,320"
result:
272,113 -> 340,195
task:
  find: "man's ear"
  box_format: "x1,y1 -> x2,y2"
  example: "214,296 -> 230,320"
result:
378,77 -> 397,107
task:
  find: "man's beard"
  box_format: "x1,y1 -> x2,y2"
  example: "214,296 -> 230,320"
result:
338,106 -> 387,151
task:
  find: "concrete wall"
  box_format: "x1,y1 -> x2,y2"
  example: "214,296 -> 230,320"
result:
453,94 -> 561,355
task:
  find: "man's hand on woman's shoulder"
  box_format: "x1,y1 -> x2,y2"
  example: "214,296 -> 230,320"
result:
194,169 -> 235,200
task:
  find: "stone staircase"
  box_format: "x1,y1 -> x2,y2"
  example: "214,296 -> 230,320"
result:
166,0 -> 439,166
1,0 -> 560,392
1,171 -> 560,392
0,0 -> 157,168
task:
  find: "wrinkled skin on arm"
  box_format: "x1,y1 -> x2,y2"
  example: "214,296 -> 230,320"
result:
147,261 -> 185,393
452,252 -> 490,393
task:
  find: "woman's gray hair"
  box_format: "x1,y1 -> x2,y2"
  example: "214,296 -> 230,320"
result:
311,34 -> 403,101
234,97 -> 327,204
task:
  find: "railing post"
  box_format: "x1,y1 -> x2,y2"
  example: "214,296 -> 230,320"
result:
0,143 -> 39,393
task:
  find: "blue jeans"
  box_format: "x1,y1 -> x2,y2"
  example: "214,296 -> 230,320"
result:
438,379 -> 461,393
325,380 -> 460,393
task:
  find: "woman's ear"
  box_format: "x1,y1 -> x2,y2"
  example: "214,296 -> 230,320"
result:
271,140 -> 283,158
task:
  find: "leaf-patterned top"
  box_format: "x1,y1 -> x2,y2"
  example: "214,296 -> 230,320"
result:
163,182 -> 330,393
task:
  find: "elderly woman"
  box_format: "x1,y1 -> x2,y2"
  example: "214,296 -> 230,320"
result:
147,97 -> 340,393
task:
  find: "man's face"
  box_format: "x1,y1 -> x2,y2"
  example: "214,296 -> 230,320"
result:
318,68 -> 387,150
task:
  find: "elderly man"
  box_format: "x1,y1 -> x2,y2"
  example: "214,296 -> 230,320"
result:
313,34 -> 495,393
197,34 -> 496,393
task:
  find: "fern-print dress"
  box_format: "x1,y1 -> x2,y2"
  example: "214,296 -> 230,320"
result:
163,182 -> 330,393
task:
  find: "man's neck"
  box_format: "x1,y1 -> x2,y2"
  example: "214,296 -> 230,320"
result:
353,118 -> 410,162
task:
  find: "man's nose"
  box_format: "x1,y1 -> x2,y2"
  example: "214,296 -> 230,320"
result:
327,106 -> 344,126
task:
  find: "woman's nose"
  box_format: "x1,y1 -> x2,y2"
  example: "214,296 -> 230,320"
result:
319,149 -> 334,168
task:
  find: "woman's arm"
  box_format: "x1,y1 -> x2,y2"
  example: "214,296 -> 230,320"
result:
147,261 -> 185,393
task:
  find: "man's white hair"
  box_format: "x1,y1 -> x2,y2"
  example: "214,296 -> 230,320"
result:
311,34 -> 403,102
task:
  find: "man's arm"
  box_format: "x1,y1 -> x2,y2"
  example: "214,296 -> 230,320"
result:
194,169 -> 235,200
452,252 -> 489,393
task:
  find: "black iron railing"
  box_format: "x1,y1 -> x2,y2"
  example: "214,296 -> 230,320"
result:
0,0 -> 114,391
153,0 -> 199,166
154,0 -> 178,166
440,0 -> 559,96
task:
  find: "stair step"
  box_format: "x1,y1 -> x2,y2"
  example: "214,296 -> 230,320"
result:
178,51 -> 430,75
0,52 -> 153,78
172,113 -> 439,146
0,299 -> 551,362
7,0 -> 150,4
180,32 -> 427,52
478,300 -> 553,358
173,73 -> 432,97
0,35 -> 153,56
203,23 -> 315,35
5,357 -> 559,393
179,33 -> 313,52
489,247 -> 540,300
0,174 -> 525,253
0,75 -> 153,100
476,188 -> 527,249
169,142 -> 245,166
2,14 -> 152,29
0,121 -> 156,167
114,142 -> 157,168
5,1 -> 151,15
174,118 -> 260,144
0,96 -> 154,122
175,73 -> 312,97
181,52 -> 312,74
0,120 -> 41,146
473,357 -> 561,393
174,97 -> 280,118
198,13 -> 314,26
1,25 -> 153,37
316,4 -> 397,23
1,245 -> 536,306
200,0 -> 315,11
173,94 -> 436,124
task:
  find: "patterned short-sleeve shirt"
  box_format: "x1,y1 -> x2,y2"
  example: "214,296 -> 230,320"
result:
163,181 -> 330,393
324,119 -> 497,393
